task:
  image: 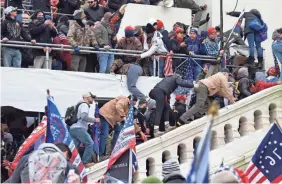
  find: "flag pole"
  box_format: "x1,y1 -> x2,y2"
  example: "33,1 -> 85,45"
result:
128,148 -> 133,184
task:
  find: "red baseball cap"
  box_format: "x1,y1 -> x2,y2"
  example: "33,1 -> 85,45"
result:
175,95 -> 187,101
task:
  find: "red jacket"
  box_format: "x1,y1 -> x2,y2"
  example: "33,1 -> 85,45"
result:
254,80 -> 277,92
53,34 -> 72,71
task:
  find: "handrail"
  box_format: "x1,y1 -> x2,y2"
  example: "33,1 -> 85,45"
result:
16,8 -> 74,17
0,41 -> 218,61
2,40 -> 217,59
86,85 -> 282,180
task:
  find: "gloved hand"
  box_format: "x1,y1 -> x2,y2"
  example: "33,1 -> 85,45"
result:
93,44 -> 100,51
206,13 -> 210,22
73,46 -> 80,53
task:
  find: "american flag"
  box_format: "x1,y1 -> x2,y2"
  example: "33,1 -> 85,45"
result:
174,58 -> 194,96
107,102 -> 138,172
46,96 -> 87,182
186,120 -> 212,183
245,122 -> 282,183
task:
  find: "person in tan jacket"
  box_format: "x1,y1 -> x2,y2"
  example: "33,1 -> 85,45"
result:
98,95 -> 130,157
180,68 -> 236,124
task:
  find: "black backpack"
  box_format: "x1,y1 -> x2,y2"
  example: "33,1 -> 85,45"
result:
64,102 -> 89,126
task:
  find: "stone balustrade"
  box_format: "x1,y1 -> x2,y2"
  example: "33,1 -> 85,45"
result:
87,86 -> 282,182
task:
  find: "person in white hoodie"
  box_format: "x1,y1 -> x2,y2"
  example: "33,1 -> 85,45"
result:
139,19 -> 168,77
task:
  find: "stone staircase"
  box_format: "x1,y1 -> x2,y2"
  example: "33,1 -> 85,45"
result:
86,86 -> 282,182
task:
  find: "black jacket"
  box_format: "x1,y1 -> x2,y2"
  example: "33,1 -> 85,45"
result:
29,17 -> 57,56
84,5 -> 109,22
108,0 -> 127,12
163,173 -> 185,183
174,102 -> 186,118
154,74 -> 194,95
228,9 -> 262,35
59,0 -> 80,15
1,16 -> 31,42
4,0 -> 23,10
237,73 -> 251,100
31,0 -> 51,12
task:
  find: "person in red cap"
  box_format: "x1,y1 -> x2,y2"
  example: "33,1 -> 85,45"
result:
200,27 -> 224,77
170,94 -> 188,127
111,25 -> 148,102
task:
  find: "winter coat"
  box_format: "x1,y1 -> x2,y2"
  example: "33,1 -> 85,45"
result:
163,173 -> 185,183
99,96 -> 130,127
31,0 -> 51,12
141,31 -> 168,59
154,74 -> 194,95
110,59 -> 131,74
173,102 -> 186,119
200,72 -> 235,103
59,0 -> 80,15
84,5 -> 109,22
228,9 -> 262,35
67,22 -> 98,48
254,81 -> 278,93
272,28 -> 282,41
94,21 -> 113,47
1,16 -> 31,42
29,19 -> 57,56
57,16 -> 70,36
158,29 -> 171,51
196,72 -> 206,82
200,37 -> 219,57
108,0 -> 127,12
116,37 -> 143,64
186,37 -> 200,55
4,0 -> 23,10
53,34 -> 72,70
237,68 -> 251,100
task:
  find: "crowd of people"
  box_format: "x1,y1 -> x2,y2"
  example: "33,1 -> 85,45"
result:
1,0 -> 282,182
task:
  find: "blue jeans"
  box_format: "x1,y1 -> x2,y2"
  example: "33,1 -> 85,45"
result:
52,60 -> 63,70
99,116 -> 109,156
98,53 -> 114,73
247,33 -> 263,58
150,59 -> 164,77
70,127 -> 93,164
111,123 -> 124,150
272,41 -> 282,79
2,47 -> 22,67
16,14 -> 22,22
127,64 -> 146,101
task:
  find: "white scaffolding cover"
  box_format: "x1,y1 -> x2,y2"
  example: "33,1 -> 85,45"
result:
1,68 -> 161,113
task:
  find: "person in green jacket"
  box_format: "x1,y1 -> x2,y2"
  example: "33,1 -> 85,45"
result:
196,63 -> 209,82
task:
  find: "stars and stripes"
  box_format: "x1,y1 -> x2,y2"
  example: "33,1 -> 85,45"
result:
245,122 -> 282,183
46,96 -> 87,183
107,102 -> 137,172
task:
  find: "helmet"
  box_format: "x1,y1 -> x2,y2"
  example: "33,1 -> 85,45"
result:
4,6 -> 17,15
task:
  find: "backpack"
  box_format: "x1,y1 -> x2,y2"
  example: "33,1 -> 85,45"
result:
248,18 -> 268,42
22,143 -> 68,183
65,102 -> 89,126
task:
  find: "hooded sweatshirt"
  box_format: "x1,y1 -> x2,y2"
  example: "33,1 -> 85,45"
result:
237,67 -> 251,100
94,12 -> 113,47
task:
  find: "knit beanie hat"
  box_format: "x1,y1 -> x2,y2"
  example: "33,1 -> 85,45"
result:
124,25 -> 135,38
142,176 -> 163,184
210,164 -> 241,183
238,67 -> 249,78
208,27 -> 216,35
190,27 -> 199,35
162,159 -> 181,177
220,68 -> 230,73
157,20 -> 164,30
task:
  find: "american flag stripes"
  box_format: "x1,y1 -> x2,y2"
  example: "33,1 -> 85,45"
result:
47,96 -> 87,182
245,122 -> 282,183
107,102 -> 138,172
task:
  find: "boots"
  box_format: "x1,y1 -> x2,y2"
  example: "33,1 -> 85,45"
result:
246,56 -> 255,65
257,57 -> 264,69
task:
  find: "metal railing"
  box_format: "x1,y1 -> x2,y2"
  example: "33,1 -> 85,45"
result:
1,40 -> 218,74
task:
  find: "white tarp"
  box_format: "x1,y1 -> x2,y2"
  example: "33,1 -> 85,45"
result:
0,68 -> 161,114
117,3 -> 191,39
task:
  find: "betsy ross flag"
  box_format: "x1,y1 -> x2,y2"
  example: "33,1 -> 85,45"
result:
245,122 -> 282,183
186,120 -> 212,183
46,95 -> 88,182
106,102 -> 138,182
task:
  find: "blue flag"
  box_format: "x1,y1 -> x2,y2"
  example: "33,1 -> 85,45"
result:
92,102 -> 100,154
186,121 -> 211,183
46,95 -> 88,182
245,122 -> 282,183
